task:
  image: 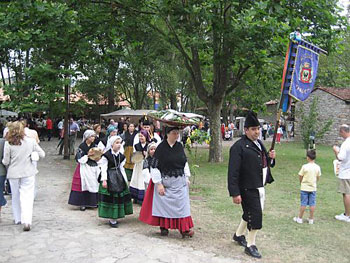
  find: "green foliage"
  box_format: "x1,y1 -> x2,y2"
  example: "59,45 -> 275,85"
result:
298,97 -> 333,149
118,0 -> 346,162
0,1 -> 346,163
0,0 -> 81,113
317,30 -> 350,87
185,129 -> 211,153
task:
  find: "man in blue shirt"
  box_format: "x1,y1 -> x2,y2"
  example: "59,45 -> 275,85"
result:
69,118 -> 80,155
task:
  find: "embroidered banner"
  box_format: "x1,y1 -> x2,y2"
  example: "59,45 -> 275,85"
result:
289,45 -> 319,101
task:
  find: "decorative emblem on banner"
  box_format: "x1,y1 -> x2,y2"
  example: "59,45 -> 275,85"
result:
289,45 -> 319,101
300,61 -> 312,83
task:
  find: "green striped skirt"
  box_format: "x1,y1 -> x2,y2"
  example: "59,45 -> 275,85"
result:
125,168 -> 133,182
98,183 -> 133,219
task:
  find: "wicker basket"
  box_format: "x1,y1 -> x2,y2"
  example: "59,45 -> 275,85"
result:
148,116 -> 198,127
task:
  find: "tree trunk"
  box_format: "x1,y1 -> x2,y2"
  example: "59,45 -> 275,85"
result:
5,49 -> 11,85
208,100 -> 223,162
0,66 -> 6,87
63,83 -> 70,160
222,101 -> 229,125
107,67 -> 117,112
170,93 -> 177,110
107,84 -> 115,112
6,65 -> 11,85
134,83 -> 141,109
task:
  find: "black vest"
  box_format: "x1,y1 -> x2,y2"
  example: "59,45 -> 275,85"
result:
134,142 -> 148,157
103,150 -> 126,169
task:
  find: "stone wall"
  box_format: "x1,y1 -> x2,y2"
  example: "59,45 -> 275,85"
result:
294,89 -> 350,145
259,104 -> 277,124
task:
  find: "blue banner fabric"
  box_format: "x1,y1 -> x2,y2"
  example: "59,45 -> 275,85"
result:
289,45 -> 319,101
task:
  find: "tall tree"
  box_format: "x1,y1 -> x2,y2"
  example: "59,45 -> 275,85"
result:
73,1 -> 124,112
317,31 -> 350,87
0,1 -> 81,113
110,0 -> 345,162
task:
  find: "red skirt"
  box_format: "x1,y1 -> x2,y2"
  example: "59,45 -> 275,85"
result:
139,180 -> 194,232
71,164 -> 82,192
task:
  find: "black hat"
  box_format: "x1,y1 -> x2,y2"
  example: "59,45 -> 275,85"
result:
244,111 -> 260,128
165,126 -> 179,134
143,118 -> 152,126
140,115 -> 152,126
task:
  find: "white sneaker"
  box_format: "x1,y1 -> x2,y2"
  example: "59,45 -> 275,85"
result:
340,215 -> 350,222
308,219 -> 314,224
293,217 -> 303,224
335,213 -> 348,221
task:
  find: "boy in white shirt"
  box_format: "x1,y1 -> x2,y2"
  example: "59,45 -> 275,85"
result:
293,150 -> 321,224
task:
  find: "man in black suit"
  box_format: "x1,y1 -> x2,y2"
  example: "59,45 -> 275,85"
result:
228,111 -> 276,259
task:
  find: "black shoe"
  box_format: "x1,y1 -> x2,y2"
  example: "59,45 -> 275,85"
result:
80,206 -> 86,211
233,234 -> 247,247
109,220 -> 118,228
23,224 -> 31,231
181,229 -> 194,238
245,245 -> 262,258
160,227 -> 169,236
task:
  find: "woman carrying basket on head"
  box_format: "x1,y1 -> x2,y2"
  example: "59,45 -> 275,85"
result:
139,126 -> 194,238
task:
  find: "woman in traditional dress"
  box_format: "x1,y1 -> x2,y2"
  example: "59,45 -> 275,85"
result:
68,130 -> 101,211
139,126 -> 194,237
120,123 -> 128,138
129,130 -> 150,204
133,119 -> 161,146
122,123 -> 137,181
98,136 -> 133,227
93,124 -> 105,145
142,142 -> 157,190
97,126 -> 118,153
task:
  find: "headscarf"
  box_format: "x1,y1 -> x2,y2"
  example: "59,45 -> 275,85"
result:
165,126 -> 179,134
106,126 -> 116,137
139,129 -> 150,142
146,142 -> 157,158
105,135 -> 124,154
163,126 -> 180,140
82,129 -> 96,143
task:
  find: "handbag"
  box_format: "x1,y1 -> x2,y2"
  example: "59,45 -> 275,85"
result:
107,154 -> 126,194
131,151 -> 144,163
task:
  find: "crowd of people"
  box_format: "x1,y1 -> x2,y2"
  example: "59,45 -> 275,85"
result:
0,112 -> 349,260
56,116 -> 194,236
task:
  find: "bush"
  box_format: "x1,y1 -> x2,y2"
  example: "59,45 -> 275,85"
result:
298,97 -> 332,149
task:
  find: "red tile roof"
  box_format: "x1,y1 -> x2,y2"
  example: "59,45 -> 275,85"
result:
316,87 -> 350,102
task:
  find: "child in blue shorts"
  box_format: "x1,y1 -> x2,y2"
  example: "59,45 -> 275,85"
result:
293,150 -> 321,224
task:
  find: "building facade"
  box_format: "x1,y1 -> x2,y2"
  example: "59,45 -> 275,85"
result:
294,87 -> 350,145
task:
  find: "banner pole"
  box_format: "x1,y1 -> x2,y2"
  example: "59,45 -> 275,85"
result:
270,40 -> 292,151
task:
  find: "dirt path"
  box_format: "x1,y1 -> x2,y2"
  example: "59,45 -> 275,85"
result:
0,140 -> 246,263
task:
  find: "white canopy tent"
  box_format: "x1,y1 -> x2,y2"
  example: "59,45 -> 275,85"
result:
0,109 -> 18,118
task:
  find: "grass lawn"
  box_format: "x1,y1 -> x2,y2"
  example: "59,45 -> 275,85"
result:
186,141 -> 349,263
